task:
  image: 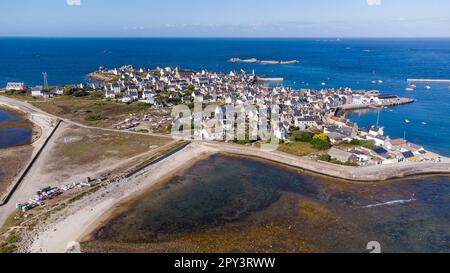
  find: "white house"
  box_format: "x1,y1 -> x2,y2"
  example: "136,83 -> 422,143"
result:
366,135 -> 387,147
105,90 -> 116,99
55,88 -> 64,95
126,90 -> 139,101
31,86 -> 44,97
105,83 -> 121,94
6,82 -> 27,91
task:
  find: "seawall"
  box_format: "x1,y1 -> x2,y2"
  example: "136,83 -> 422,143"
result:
199,142 -> 450,182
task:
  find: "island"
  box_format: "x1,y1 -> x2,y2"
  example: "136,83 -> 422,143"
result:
228,58 -> 300,65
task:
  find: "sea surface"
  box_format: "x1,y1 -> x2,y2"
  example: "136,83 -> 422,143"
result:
0,38 -> 449,155
84,155 -> 450,253
0,110 -> 32,148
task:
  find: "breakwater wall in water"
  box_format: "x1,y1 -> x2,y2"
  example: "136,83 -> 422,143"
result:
338,98 -> 415,111
407,79 -> 450,83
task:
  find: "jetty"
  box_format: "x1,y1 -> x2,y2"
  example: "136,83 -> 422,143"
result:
338,98 -> 415,111
257,77 -> 284,82
407,79 -> 450,83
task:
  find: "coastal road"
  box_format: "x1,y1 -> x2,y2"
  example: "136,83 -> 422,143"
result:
198,141 -> 450,182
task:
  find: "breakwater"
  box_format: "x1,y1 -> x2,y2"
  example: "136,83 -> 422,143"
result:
338,98 -> 415,111
407,79 -> 450,83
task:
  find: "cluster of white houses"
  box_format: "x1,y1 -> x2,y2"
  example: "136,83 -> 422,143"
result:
4,66 -> 436,166
326,124 -> 437,166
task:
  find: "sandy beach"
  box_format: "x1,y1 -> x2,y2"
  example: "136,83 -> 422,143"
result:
28,143 -> 216,253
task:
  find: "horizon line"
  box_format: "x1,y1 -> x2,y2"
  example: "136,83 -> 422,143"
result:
1,36 -> 450,39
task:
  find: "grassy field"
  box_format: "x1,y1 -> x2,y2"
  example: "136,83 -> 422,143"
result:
29,96 -> 170,128
277,142 -> 321,157
45,126 -> 172,173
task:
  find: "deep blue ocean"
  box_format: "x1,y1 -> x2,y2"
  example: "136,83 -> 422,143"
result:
0,38 -> 449,155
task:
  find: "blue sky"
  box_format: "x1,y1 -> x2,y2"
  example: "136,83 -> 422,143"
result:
1,0 -> 450,37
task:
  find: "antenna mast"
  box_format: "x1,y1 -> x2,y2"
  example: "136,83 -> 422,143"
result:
43,72 -> 48,90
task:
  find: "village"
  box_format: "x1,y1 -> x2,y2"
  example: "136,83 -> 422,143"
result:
3,65 -> 439,173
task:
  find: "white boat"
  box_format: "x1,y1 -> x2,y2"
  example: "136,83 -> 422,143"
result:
426,85 -> 431,90
378,80 -> 383,84
411,84 -> 417,88
405,88 -> 414,91
405,120 -> 411,123
372,80 -> 377,84
321,82 -> 326,86
422,122 -> 427,125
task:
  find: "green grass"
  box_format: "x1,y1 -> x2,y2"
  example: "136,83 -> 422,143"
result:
0,215 -> 24,253
339,139 -> 376,150
0,212 -> 25,234
317,154 -> 359,167
278,142 -> 320,157
30,96 -> 166,128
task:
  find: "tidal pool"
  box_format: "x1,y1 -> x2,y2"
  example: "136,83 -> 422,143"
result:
0,110 -> 33,149
83,155 -> 450,253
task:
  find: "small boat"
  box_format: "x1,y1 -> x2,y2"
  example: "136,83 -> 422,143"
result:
321,82 -> 326,86
405,88 -> 414,91
405,120 -> 411,123
426,85 -> 431,90
378,80 -> 383,84
410,84 -> 417,88
372,80 -> 377,84
422,122 -> 427,125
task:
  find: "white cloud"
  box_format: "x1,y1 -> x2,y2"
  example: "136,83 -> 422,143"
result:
367,0 -> 381,6
66,0 -> 81,6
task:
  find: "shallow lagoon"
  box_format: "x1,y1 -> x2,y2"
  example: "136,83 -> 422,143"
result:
0,110 -> 32,149
84,155 -> 450,253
